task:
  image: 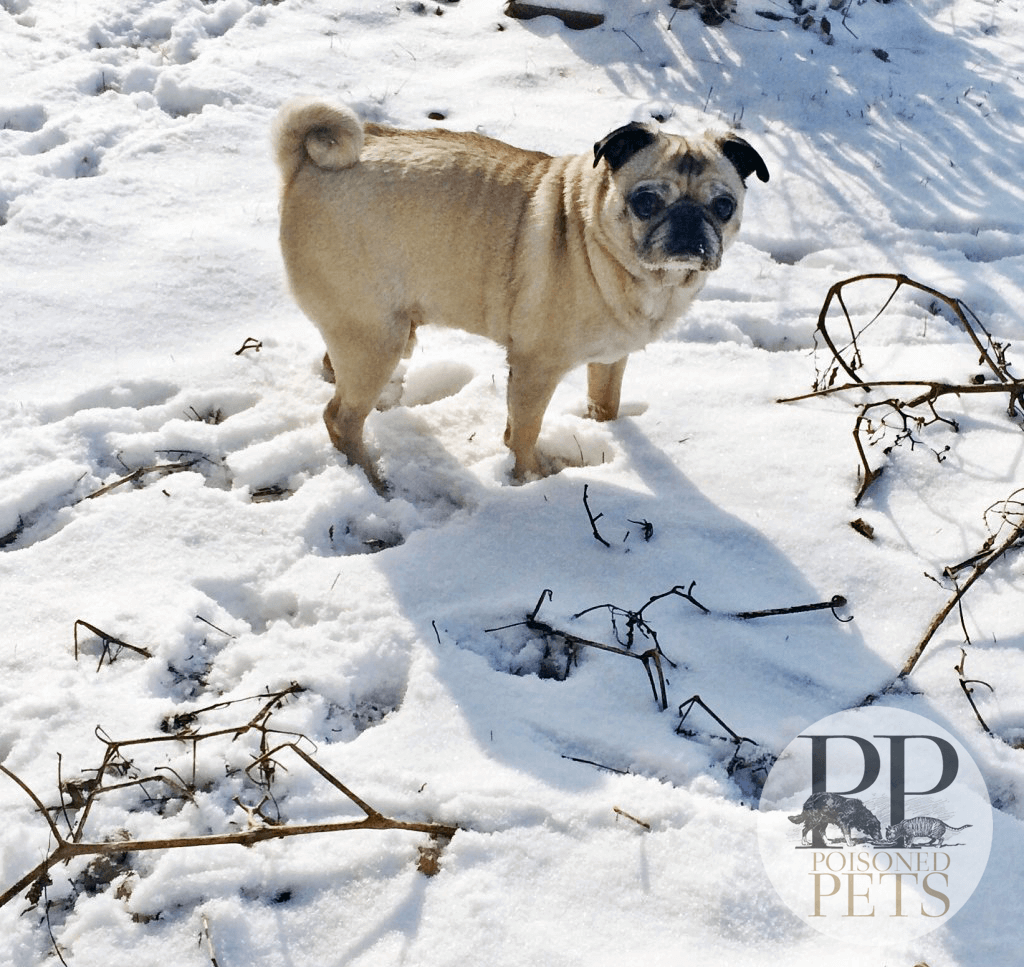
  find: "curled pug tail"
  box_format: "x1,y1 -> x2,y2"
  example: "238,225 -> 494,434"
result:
272,98 -> 364,184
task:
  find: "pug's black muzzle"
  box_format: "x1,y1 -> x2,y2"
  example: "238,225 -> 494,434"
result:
649,199 -> 722,270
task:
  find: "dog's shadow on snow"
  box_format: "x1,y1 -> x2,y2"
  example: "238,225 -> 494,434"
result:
373,414 -> 893,794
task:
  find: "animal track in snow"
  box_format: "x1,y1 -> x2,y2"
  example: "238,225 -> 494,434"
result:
1,380 -> 261,551
1,103 -> 47,133
1,353 -> 475,558
87,0 -> 252,63
1,0 -> 273,227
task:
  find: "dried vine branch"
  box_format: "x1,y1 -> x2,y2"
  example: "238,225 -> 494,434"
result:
675,695 -> 774,787
676,694 -> 753,746
580,487 -> 655,547
487,589 -> 669,709
573,582 -> 850,642
811,273 -> 1015,390
582,484 -> 611,547
899,490 -> 1024,678
573,582 -> 704,659
779,273 -> 1023,503
73,620 -> 153,670
954,649 -> 994,735
85,460 -> 200,500
733,594 -> 850,621
0,686 -> 457,911
234,337 -> 262,355
488,584 -> 850,712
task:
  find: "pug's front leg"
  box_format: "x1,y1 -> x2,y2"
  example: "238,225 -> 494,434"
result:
504,361 -> 564,481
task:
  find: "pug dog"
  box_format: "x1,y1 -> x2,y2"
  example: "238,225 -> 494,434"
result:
273,99 -> 768,492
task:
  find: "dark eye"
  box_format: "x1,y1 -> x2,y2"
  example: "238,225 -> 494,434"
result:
712,195 -> 736,221
629,189 -> 664,220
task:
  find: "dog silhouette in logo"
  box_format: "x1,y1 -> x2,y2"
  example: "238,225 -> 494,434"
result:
788,792 -> 882,847
883,816 -> 972,847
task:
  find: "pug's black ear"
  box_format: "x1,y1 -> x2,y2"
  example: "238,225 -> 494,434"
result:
593,122 -> 657,170
720,137 -> 770,184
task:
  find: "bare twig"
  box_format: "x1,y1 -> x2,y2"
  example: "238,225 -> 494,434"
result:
41,879 -> 70,967
560,755 -> 630,775
734,594 -> 851,622
73,620 -> 153,670
201,914 -> 220,967
675,694 -> 752,746
195,615 -> 236,639
234,337 -> 262,355
627,518 -> 654,541
674,695 -> 769,781
954,649 -> 994,735
489,583 -> 849,717
613,806 -> 650,830
85,461 -> 198,500
575,583 -> 850,638
573,582 -> 704,659
810,273 -> 1015,389
582,484 -> 611,547
899,514 -> 1024,677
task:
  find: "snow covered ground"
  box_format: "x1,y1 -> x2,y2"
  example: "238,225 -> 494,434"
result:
1,0 -> 1023,963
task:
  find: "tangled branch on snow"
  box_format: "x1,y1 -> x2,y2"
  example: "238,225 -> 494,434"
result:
0,685 -> 457,911
487,589 -> 671,709
581,485 -> 654,548
488,583 -> 851,712
780,273 -> 1023,504
898,488 -> 1024,679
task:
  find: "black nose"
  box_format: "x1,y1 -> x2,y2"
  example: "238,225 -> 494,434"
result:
664,201 -> 715,260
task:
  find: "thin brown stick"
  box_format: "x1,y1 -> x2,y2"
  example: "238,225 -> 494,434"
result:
0,764 -> 67,844
560,755 -> 630,775
779,378 -> 1024,406
734,594 -> 850,621
73,620 -> 153,667
613,806 -> 650,830
201,914 -> 220,967
582,484 -> 611,547
85,461 -> 197,500
675,694 -> 753,747
0,808 -> 457,910
899,519 -> 1024,677
1,751 -> 456,910
954,649 -> 994,735
233,337 -> 262,355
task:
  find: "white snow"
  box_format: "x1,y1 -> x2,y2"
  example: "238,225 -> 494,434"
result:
2,0 -> 1023,964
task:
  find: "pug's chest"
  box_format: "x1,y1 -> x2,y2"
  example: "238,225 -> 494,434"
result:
579,290 -> 701,364
619,272 -> 707,344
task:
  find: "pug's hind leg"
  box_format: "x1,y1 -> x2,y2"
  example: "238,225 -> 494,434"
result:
321,319 -> 410,494
586,356 -> 628,422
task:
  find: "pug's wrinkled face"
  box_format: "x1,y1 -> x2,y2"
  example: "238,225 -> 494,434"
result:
594,122 -> 769,277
